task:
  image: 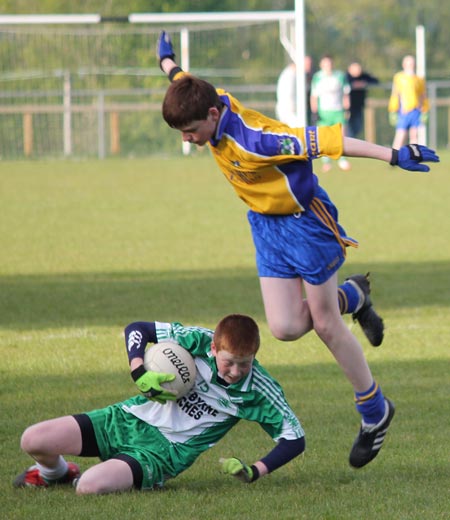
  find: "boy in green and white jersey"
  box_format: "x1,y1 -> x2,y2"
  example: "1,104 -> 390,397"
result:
14,315 -> 305,494
310,54 -> 351,171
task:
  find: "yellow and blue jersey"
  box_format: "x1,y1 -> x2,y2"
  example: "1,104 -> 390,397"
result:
168,71 -> 356,283
388,72 -> 429,114
209,89 -> 344,214
170,70 -> 344,215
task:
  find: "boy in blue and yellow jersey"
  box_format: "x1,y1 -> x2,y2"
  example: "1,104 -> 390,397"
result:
157,32 -> 439,469
14,315 -> 305,493
388,54 -> 429,149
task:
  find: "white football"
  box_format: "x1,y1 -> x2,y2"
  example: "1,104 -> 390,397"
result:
144,341 -> 196,398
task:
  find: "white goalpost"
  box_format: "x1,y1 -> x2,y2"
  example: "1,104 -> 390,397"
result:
415,24 -> 427,145
130,10 -> 307,153
0,10 -> 306,159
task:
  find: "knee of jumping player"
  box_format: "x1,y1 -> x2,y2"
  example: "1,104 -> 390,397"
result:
268,320 -> 310,341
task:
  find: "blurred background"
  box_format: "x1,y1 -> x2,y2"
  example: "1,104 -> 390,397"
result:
0,0 -> 448,159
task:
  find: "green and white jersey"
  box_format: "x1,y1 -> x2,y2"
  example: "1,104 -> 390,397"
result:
124,321 -> 304,454
311,70 -> 350,112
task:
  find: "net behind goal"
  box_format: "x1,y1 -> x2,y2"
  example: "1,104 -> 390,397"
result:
0,13 -> 294,159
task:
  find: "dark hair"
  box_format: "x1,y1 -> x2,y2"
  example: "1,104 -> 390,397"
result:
162,75 -> 222,128
213,314 -> 260,356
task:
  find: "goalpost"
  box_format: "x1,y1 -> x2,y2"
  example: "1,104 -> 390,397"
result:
0,10 -> 309,159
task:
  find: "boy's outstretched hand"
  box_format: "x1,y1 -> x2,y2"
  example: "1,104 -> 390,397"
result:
391,144 -> 440,172
157,30 -> 175,66
220,457 -> 258,483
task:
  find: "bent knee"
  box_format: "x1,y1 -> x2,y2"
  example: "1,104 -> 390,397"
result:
268,320 -> 309,341
75,467 -> 133,495
75,475 -> 107,495
20,424 -> 42,454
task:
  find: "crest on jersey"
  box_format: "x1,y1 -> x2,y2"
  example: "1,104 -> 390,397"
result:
278,137 -> 296,155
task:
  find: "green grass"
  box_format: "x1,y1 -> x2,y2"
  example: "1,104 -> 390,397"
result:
1,152 -> 449,519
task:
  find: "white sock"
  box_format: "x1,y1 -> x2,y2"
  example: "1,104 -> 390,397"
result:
36,456 -> 68,481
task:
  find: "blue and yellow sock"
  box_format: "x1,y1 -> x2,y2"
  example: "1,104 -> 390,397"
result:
338,280 -> 363,314
355,381 -> 386,425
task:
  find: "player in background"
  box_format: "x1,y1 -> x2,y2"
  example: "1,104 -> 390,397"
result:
156,31 -> 439,469
14,315 -> 305,493
345,62 -> 379,139
310,55 -> 351,172
276,55 -> 314,127
388,54 -> 429,149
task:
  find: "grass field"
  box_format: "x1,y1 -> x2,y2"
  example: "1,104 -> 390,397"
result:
1,152 -> 449,519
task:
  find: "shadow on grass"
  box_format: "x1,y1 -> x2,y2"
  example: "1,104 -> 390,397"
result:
4,358 -> 448,436
0,267 -> 263,330
1,260 -> 449,330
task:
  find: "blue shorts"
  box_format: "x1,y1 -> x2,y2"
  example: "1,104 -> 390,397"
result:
247,186 -> 358,285
397,108 -> 421,130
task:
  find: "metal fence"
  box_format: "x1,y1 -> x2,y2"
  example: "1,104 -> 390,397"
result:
1,80 -> 449,160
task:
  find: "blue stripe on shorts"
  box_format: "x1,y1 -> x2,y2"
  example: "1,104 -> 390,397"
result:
247,185 -> 358,285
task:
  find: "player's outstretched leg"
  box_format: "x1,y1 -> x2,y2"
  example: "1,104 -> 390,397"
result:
349,398 -> 395,468
345,273 -> 384,347
13,462 -> 80,488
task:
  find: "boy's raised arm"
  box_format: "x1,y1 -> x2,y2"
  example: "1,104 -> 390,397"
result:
157,30 -> 180,78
